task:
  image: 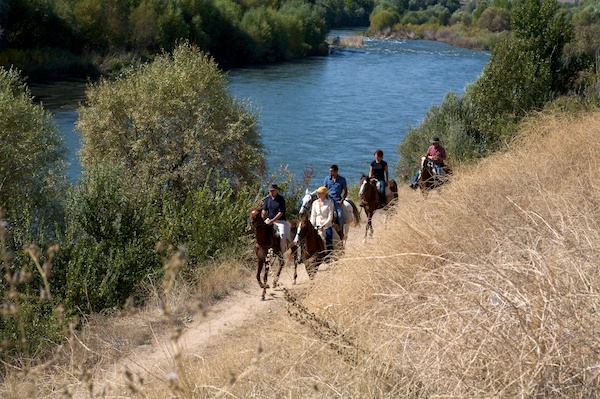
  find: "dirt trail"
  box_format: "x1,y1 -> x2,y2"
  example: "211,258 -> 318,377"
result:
80,211 -> 387,397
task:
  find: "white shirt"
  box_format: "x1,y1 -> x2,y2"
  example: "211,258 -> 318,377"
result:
310,198 -> 334,229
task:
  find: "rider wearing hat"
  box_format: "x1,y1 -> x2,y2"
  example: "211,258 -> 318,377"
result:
262,183 -> 291,254
426,137 -> 446,176
310,186 -> 334,251
410,137 -> 447,189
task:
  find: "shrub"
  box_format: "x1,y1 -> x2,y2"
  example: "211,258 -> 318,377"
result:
77,41 -> 265,201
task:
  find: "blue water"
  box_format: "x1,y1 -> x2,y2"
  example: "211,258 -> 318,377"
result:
31,33 -> 489,188
227,36 -> 489,187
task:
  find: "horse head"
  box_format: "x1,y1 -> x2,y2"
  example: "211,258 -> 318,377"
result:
299,189 -> 317,216
249,207 -> 264,228
359,173 -> 377,202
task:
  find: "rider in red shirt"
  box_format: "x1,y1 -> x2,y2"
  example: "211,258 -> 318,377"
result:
426,137 -> 446,175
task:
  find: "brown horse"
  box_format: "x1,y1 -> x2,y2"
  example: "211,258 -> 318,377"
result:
249,208 -> 297,300
293,214 -> 327,282
359,174 -> 379,239
384,179 -> 399,207
418,156 -> 452,194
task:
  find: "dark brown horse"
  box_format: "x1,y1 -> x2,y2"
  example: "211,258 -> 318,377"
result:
418,156 -> 452,194
359,174 -> 379,239
249,208 -> 297,300
293,214 -> 327,282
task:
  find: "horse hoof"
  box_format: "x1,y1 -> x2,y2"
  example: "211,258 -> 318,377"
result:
260,296 -> 265,301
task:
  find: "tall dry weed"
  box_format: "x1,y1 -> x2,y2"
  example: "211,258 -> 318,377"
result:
298,110 -> 600,397
186,110 -> 600,398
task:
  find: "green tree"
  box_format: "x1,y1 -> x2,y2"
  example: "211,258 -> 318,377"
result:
468,0 -> 572,146
476,6 -> 511,32
77,42 -> 264,200
0,67 -> 65,222
370,9 -> 399,30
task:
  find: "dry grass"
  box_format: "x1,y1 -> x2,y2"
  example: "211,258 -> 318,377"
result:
329,35 -> 365,47
4,109 -> 600,398
185,109 -> 600,398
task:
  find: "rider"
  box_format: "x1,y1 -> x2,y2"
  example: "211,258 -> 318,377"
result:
262,183 -> 291,255
426,137 -> 447,175
310,186 -> 334,251
323,164 -> 348,241
369,149 -> 389,208
410,137 -> 447,189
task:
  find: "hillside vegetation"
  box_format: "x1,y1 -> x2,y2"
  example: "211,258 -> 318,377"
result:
4,108 -> 600,397
169,108 -> 600,397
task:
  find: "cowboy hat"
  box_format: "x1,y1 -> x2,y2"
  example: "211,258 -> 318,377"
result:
268,183 -> 280,191
430,137 -> 441,143
315,186 -> 328,195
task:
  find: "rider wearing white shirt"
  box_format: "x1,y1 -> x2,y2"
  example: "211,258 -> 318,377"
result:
310,186 -> 334,250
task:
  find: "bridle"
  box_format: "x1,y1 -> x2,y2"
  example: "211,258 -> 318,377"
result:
299,192 -> 316,215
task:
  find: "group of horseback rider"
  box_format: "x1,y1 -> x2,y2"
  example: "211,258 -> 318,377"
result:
262,139 -> 448,249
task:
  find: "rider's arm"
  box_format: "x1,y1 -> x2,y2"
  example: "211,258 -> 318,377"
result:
341,185 -> 348,203
369,165 -> 374,178
270,211 -> 283,223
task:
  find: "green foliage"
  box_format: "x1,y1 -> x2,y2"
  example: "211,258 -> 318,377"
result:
77,42 -> 264,199
370,9 -> 400,30
476,6 -> 511,32
55,164 -> 160,313
465,0 -> 573,147
469,36 -> 552,145
160,174 -> 257,265
0,67 -> 66,224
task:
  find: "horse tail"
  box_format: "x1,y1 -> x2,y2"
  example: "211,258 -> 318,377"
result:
346,199 -> 361,226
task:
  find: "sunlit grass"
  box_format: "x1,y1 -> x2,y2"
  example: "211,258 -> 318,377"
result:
3,108 -> 600,398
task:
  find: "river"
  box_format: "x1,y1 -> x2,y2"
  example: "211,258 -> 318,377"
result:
30,31 -> 490,187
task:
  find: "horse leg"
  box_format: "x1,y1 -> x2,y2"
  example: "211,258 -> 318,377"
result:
256,260 -> 263,289
293,256 -> 299,285
306,259 -> 317,280
272,254 -> 285,288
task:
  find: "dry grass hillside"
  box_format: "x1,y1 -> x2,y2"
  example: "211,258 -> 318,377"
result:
4,109 -> 600,398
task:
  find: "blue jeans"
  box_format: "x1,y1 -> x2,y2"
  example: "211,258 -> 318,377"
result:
333,200 -> 344,236
325,227 -> 333,250
377,179 -> 386,204
432,163 -> 442,175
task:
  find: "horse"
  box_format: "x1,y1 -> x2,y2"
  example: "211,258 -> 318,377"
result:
293,214 -> 327,281
418,156 -> 452,194
378,179 -> 399,207
359,174 -> 380,239
249,207 -> 297,300
298,189 -> 361,244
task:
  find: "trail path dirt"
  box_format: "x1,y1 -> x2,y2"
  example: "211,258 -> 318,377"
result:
80,210 -> 389,397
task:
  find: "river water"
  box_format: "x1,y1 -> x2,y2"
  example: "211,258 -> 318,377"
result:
30,31 -> 489,187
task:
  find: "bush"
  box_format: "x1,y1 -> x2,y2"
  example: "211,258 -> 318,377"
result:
0,67 -> 66,225
77,41 -> 265,200
54,164 -> 160,313
370,9 -> 399,30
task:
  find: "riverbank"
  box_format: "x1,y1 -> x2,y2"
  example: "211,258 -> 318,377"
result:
367,24 -> 505,51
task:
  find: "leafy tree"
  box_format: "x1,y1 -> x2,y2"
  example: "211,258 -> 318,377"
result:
468,0 -> 572,146
370,9 -> 399,30
477,6 -> 511,32
0,67 -> 65,222
77,42 -> 264,200
129,0 -> 161,53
